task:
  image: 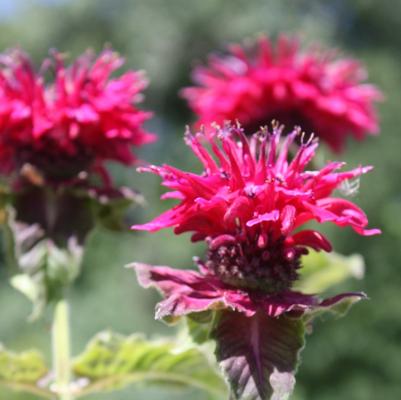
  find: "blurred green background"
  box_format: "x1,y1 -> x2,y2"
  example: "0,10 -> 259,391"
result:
0,0 -> 400,399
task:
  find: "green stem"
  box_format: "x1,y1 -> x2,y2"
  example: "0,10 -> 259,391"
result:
52,299 -> 73,400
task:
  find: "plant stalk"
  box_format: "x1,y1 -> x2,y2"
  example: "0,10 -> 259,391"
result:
52,299 -> 73,400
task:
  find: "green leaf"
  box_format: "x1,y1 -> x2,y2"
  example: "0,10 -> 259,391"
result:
3,183 -> 139,318
302,293 -> 365,324
186,311 -> 216,344
0,184 -> 12,225
4,208 -> 84,319
10,273 -> 47,320
212,311 -> 305,400
10,234 -> 83,320
294,250 -> 364,294
86,186 -> 143,231
0,344 -> 52,399
73,331 -> 227,398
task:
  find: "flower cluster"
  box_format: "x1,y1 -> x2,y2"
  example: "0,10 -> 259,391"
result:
0,49 -> 154,181
133,123 -> 379,320
0,34 -> 382,400
182,36 -> 382,152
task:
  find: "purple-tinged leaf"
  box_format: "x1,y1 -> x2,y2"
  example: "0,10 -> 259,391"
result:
302,292 -> 366,325
212,310 -> 305,400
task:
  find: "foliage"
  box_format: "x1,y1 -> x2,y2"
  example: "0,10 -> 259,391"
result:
295,250 -> 365,294
190,294 -> 363,400
73,331 -> 226,398
0,345 -> 51,399
4,208 -> 83,320
0,332 -> 227,399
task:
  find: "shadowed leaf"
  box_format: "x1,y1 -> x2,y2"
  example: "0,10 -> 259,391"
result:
212,311 -> 305,400
186,311 -> 216,344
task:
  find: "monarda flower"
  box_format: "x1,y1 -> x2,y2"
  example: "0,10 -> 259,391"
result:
182,36 -> 382,152
0,48 -> 154,181
131,123 -> 379,400
0,49 -> 154,316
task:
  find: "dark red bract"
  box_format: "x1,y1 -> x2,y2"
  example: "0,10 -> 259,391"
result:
182,36 -> 382,152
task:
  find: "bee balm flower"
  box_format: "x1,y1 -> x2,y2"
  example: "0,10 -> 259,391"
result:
131,123 -> 380,400
0,49 -> 154,181
182,36 -> 382,152
0,49 -> 155,318
132,123 -> 379,318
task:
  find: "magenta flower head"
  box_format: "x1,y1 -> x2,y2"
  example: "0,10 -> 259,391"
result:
131,123 -> 379,400
0,49 -> 155,313
182,36 -> 382,152
0,48 -> 154,181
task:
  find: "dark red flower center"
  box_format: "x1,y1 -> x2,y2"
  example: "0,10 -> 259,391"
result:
15,141 -> 94,181
204,235 -> 307,293
244,109 -> 314,138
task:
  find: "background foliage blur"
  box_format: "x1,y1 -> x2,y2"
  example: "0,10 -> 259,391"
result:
0,1 -> 400,399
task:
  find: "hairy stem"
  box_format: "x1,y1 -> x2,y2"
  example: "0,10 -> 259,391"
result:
52,299 -> 73,400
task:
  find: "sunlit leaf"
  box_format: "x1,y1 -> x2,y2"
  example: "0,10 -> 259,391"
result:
73,331 -> 227,399
295,250 -> 364,294
0,344 -> 52,399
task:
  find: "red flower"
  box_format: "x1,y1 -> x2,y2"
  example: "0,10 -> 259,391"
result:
132,123 -> 379,317
132,123 -> 380,400
182,36 -> 382,152
0,49 -> 155,180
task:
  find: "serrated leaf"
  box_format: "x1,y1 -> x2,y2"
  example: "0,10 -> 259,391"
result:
0,345 -> 52,399
73,331 -> 227,398
294,250 -> 365,294
302,293 -> 365,324
212,311 -> 305,400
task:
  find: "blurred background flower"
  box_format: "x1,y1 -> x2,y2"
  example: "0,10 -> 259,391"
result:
0,48 -> 153,181
0,1 -> 399,399
182,36 -> 382,152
